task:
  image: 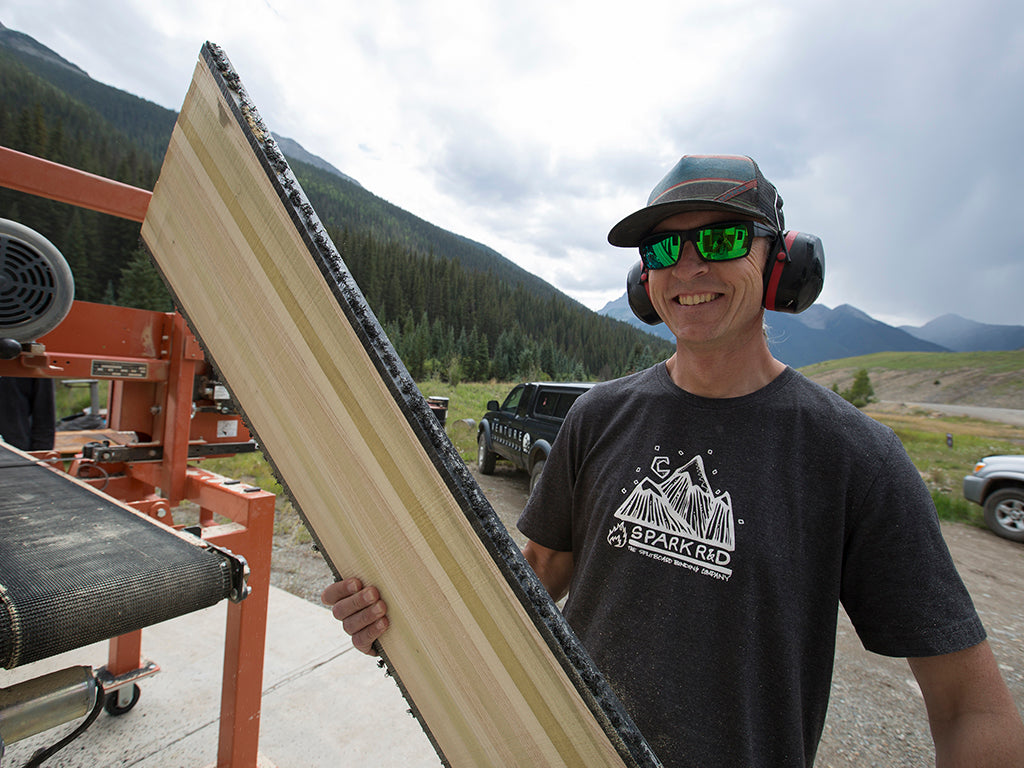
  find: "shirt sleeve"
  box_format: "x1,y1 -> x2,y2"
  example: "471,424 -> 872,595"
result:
516,403 -> 582,552
839,431 -> 986,657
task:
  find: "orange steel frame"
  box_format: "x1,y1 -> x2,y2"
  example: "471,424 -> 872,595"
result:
0,145 -> 273,767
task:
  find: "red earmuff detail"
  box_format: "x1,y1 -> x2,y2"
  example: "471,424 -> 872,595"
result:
763,250 -> 788,311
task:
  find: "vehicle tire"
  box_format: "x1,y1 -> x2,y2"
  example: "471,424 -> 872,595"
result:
477,432 -> 496,475
529,459 -> 546,495
983,487 -> 1024,542
104,683 -> 141,716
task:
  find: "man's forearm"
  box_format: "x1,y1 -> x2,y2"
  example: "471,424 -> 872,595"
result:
521,540 -> 574,601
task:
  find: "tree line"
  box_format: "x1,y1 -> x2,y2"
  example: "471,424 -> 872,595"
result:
0,45 -> 671,382
329,226 -> 667,381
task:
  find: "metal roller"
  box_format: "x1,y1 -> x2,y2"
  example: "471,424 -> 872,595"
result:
0,665 -> 97,747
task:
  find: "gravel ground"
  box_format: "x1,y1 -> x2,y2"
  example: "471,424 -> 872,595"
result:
272,463 -> 1024,766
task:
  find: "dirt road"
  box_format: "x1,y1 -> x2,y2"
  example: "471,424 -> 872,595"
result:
276,461 -> 1024,766
882,401 -> 1024,428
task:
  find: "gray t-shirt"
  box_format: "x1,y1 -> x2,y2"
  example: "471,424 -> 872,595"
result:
518,363 -> 984,768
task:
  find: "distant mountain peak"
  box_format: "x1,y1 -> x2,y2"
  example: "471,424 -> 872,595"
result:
916,313 -> 981,331
793,303 -> 831,330
832,304 -> 875,323
901,313 -> 1024,352
271,134 -> 362,188
0,23 -> 88,78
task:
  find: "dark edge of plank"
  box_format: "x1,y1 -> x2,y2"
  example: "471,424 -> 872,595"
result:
165,41 -> 657,768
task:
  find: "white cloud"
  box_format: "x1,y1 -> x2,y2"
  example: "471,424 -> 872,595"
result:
3,0 -> 1023,325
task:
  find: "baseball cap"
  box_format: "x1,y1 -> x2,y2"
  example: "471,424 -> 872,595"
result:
608,154 -> 785,247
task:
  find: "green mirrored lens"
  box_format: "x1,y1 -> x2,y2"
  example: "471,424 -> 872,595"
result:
640,222 -> 760,269
697,225 -> 749,260
642,234 -> 681,269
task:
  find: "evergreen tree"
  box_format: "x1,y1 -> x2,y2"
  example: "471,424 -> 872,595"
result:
840,369 -> 875,408
117,248 -> 173,311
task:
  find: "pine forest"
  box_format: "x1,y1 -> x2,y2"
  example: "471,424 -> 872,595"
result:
0,38 -> 671,383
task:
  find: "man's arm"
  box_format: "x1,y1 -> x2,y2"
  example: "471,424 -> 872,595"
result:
908,639 -> 1024,767
521,539 -> 574,601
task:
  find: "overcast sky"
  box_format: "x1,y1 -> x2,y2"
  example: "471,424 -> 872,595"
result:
3,0 -> 1023,326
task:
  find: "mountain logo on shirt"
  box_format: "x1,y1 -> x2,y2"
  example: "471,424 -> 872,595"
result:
607,453 -> 735,580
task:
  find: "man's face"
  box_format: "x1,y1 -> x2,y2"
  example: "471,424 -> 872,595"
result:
645,210 -> 769,352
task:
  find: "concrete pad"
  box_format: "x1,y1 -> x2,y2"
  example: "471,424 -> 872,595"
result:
1,587 -> 442,767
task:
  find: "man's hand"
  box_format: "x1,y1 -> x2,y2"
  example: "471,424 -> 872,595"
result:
321,577 -> 389,655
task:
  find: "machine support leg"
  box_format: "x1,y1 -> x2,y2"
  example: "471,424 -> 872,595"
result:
214,494 -> 274,768
107,630 -> 143,678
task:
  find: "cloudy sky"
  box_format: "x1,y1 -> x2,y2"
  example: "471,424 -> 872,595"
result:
3,0 -> 1023,326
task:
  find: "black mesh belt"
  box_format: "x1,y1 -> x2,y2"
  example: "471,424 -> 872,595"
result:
0,443 -> 235,669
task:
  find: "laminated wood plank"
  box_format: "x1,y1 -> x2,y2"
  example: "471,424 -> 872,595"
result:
141,43 -> 660,768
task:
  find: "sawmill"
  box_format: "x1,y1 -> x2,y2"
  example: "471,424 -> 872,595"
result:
0,146 -> 275,765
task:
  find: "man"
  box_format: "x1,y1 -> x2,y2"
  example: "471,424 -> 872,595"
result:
0,376 -> 55,451
323,155 -> 1024,766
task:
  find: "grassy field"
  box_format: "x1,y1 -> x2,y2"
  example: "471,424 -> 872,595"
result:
54,371 -> 1023,533
863,403 -> 1022,526
187,377 -> 1023,534
802,349 -> 1024,411
802,348 -> 1024,376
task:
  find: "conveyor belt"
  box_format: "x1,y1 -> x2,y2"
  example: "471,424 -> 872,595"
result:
0,442 -> 236,669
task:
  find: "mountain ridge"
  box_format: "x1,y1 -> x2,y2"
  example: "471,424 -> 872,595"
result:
0,22 -> 86,77
272,134 -> 362,188
598,294 -> 1024,368
900,313 -> 1024,353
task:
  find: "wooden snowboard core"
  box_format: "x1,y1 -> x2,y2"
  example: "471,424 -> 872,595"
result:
141,42 -> 658,768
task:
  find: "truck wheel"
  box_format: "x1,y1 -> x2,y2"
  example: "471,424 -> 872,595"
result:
983,487 -> 1024,542
477,432 -> 496,475
529,460 -> 545,494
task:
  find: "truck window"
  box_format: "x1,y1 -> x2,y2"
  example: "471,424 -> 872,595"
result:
535,391 -> 558,417
501,385 -> 524,412
553,392 -> 582,419
534,390 -> 583,419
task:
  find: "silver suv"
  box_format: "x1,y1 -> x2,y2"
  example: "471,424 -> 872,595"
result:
963,455 -> 1024,542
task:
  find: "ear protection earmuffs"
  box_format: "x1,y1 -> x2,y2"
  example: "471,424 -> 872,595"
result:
763,231 -> 825,314
626,260 -> 662,325
626,231 -> 825,325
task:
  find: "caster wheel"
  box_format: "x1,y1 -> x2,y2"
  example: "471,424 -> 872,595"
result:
104,683 -> 141,716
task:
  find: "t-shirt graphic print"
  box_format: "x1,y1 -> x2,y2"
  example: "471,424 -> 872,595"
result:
607,450 -> 734,581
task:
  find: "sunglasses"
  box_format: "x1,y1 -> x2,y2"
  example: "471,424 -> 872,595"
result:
639,221 -> 776,270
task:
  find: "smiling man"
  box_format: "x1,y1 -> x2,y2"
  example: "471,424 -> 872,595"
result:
323,155 -> 1024,767
642,210 -> 785,396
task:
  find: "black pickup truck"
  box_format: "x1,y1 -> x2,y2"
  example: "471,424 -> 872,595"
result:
477,381 -> 593,492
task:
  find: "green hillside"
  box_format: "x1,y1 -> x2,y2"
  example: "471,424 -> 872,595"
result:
801,350 -> 1024,409
0,33 -> 672,381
